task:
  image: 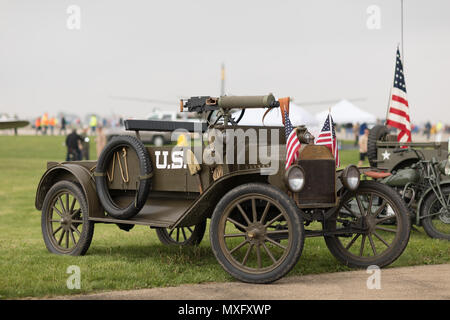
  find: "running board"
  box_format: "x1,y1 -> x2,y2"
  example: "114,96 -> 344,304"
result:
89,197 -> 194,228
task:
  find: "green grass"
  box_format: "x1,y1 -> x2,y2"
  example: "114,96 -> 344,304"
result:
0,135 -> 449,299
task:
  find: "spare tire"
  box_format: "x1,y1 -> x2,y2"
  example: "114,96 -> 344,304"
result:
95,135 -> 152,219
368,125 -> 389,167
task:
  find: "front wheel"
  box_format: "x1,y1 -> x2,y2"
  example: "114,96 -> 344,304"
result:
210,183 -> 304,284
421,186 -> 450,240
41,181 -> 94,255
324,181 -> 410,268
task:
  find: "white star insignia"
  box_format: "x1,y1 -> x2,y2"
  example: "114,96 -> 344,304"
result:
382,150 -> 391,160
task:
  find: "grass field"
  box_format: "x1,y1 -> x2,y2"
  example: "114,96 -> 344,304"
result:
0,135 -> 449,299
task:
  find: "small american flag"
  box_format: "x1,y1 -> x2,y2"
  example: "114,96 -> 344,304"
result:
386,48 -> 411,144
284,110 -> 301,170
316,113 -> 340,167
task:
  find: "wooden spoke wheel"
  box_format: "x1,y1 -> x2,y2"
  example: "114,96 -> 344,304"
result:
155,220 -> 207,246
324,181 -> 410,268
41,181 -> 94,255
210,183 -> 304,284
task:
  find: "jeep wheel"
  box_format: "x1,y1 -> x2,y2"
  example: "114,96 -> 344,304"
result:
41,181 -> 94,255
324,181 -> 410,268
210,183 -> 304,284
421,185 -> 450,240
155,220 -> 207,246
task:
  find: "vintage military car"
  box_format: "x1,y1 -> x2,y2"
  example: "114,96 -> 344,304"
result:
35,95 -> 411,284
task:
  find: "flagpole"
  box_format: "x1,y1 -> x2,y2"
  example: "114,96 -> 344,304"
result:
401,0 -> 404,62
327,108 -> 332,152
384,44 -> 400,125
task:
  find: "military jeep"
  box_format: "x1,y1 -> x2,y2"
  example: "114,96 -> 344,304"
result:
368,124 -> 449,171
35,95 -> 411,284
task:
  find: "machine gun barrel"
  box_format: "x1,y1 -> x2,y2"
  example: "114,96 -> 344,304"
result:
181,94 -> 279,113
218,94 -> 277,109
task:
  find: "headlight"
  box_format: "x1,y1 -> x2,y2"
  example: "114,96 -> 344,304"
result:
285,165 -> 305,192
439,160 -> 450,176
341,165 -> 360,191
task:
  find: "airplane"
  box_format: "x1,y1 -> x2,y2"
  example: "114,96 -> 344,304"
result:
0,114 -> 29,131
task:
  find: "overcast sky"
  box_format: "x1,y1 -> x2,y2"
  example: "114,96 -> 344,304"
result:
1,0 -> 449,123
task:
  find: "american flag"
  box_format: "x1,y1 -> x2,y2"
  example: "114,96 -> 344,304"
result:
386,48 -> 411,144
316,113 -> 340,167
284,110 -> 301,170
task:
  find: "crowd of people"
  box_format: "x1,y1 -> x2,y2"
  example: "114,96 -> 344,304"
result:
32,113 -> 125,136
33,113 -> 64,136
338,120 -> 450,143
29,113 -> 111,161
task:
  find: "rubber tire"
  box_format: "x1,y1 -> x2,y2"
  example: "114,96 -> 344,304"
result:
41,181 -> 95,256
368,125 -> 389,167
95,135 -> 152,220
155,220 -> 207,246
210,183 -> 304,284
421,186 -> 450,240
324,181 -> 410,268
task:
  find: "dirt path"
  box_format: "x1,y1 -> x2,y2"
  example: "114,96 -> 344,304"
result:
48,263 -> 450,300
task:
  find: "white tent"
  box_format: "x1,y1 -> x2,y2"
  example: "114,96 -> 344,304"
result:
237,102 -> 319,127
315,99 -> 377,124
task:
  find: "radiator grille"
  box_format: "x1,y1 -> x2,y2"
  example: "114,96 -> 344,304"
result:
296,159 -> 336,205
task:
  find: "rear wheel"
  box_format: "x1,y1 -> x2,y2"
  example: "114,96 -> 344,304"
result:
155,220 -> 207,246
421,186 -> 450,240
324,181 -> 410,268
210,183 -> 304,284
41,181 -> 94,255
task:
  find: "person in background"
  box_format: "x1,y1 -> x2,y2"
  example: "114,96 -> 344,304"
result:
89,115 -> 98,135
49,116 -> 56,135
95,126 -> 107,158
79,127 -> 90,160
65,129 -> 83,161
60,116 -> 67,135
436,121 -> 443,142
42,112 -> 49,135
358,128 -> 369,167
424,121 -> 431,141
353,122 -> 360,147
35,117 -> 41,135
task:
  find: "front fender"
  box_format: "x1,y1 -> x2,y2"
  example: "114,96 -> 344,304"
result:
35,162 -> 104,218
416,181 -> 450,225
172,169 -> 267,227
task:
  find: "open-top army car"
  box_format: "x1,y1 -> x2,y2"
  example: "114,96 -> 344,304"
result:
35,95 -> 411,283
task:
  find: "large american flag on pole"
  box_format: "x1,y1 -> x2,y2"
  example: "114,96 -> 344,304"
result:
284,110 -> 301,170
386,48 -> 411,144
316,113 -> 340,167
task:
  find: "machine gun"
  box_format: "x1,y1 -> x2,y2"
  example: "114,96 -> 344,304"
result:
180,94 -> 280,125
